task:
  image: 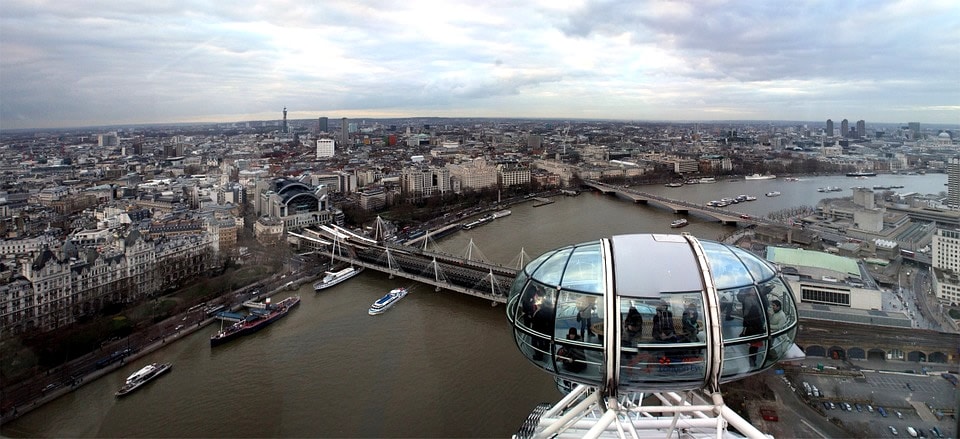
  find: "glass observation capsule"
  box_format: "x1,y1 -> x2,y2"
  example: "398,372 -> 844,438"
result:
506,233 -> 799,394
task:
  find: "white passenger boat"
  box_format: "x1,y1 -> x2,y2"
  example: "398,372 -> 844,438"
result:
765,191 -> 781,197
492,210 -> 512,219
115,362 -> 172,397
313,266 -> 363,291
744,173 -> 776,180
670,219 -> 689,228
368,288 -> 408,315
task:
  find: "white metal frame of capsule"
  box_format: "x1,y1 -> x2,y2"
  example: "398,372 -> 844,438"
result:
507,233 -> 802,438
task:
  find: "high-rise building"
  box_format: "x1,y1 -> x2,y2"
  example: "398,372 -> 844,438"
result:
909,122 -> 921,140
931,228 -> 960,305
341,118 -> 349,146
282,107 -> 288,134
318,117 -> 328,133
98,132 -> 119,147
948,157 -> 960,208
316,138 -> 335,158
856,120 -> 865,139
826,119 -> 834,137
841,119 -> 849,138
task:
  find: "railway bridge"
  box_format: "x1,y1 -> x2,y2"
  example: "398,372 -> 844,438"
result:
291,224 -> 517,304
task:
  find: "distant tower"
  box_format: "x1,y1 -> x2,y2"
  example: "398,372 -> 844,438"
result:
826,119 -> 834,137
841,119 -> 849,138
318,117 -> 329,133
341,117 -> 349,146
909,122 -> 921,140
282,107 -> 288,134
948,157 -> 960,208
856,120 -> 865,139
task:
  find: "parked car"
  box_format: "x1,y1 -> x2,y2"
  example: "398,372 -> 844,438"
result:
854,403 -> 863,412
889,426 -> 899,436
878,406 -> 888,417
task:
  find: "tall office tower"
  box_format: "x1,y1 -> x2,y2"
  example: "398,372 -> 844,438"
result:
527,134 -> 542,149
282,107 -> 288,134
341,117 -> 349,146
948,157 -> 960,208
856,120 -> 865,139
318,117 -> 328,133
841,119 -> 849,138
98,132 -> 119,147
316,138 -> 335,158
826,119 -> 834,137
909,122 -> 921,140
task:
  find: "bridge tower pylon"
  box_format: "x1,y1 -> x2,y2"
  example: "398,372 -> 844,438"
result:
429,257 -> 448,291
511,247 -> 530,270
463,238 -> 489,262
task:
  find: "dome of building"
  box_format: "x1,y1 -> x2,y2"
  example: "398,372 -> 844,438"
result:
506,233 -> 799,395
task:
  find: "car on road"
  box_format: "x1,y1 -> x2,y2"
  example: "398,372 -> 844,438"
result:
854,403 -> 863,412
889,426 -> 899,436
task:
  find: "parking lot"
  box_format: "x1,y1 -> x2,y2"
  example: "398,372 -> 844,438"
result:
783,362 -> 956,438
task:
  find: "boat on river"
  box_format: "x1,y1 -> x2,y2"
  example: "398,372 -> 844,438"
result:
314,266 -> 363,291
670,219 -> 689,228
463,214 -> 494,230
846,171 -> 876,177
210,296 -> 301,347
765,191 -> 781,197
115,362 -> 172,397
368,288 -> 408,315
492,210 -> 512,219
745,174 -> 776,180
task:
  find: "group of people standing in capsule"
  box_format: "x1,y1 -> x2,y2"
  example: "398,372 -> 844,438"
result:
519,280 -> 793,373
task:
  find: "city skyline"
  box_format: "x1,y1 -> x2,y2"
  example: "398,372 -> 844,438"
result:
2,0 -> 959,130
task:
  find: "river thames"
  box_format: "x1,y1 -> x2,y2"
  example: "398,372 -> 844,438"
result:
1,173 -> 947,438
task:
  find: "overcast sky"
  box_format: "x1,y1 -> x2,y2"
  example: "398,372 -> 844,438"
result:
2,0 -> 958,130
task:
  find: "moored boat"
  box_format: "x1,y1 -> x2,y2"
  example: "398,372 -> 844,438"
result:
765,191 -> 781,197
368,288 -> 408,315
665,182 -> 683,187
670,218 -> 689,228
492,210 -> 512,219
698,177 -> 716,184
846,171 -> 876,177
313,266 -> 363,291
210,296 -> 301,347
463,214 -> 494,230
115,362 -> 172,397
744,173 -> 776,180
